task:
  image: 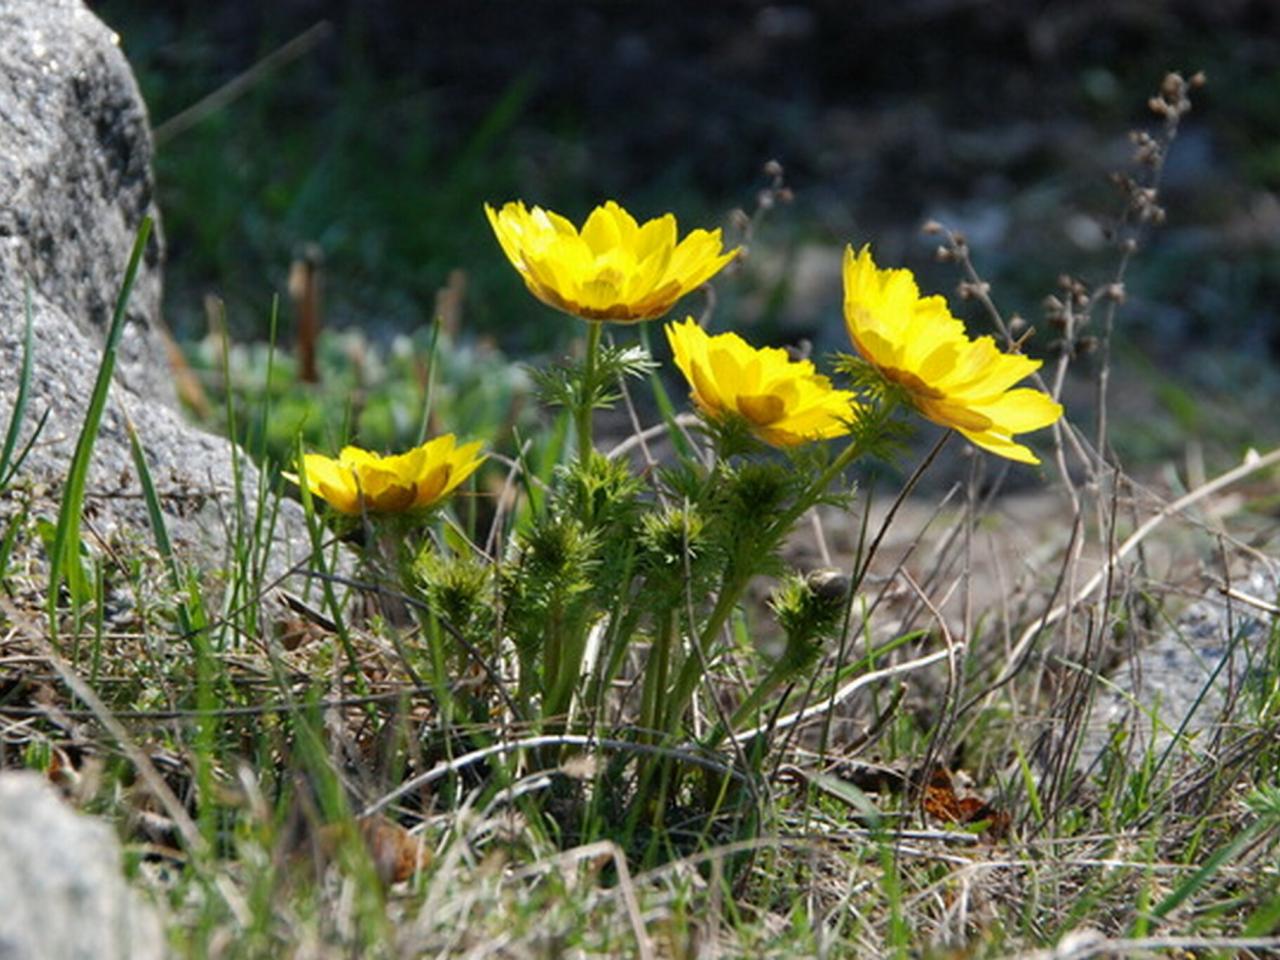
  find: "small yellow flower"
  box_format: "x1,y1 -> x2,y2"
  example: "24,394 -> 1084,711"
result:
842,245 -> 1063,464
296,435 -> 486,515
485,199 -> 738,322
665,317 -> 859,448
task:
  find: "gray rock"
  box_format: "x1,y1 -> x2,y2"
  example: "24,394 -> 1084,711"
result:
0,0 -> 317,590
0,771 -> 165,960
1079,563 -> 1280,772
0,0 -> 168,404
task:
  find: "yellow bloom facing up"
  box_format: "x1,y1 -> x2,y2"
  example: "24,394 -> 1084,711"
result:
485,199 -> 738,322
297,435 -> 486,516
665,317 -> 859,448
841,245 -> 1063,464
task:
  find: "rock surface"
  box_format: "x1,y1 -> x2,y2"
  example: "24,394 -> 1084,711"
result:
0,0 -> 314,587
0,0 -> 168,403
1079,563 -> 1280,771
0,771 -> 165,960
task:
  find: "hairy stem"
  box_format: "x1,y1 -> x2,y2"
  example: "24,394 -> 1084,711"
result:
638,610 -> 674,743
576,320 -> 603,461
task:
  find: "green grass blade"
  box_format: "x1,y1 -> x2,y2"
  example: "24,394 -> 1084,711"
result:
0,283 -> 36,487
293,437 -> 371,702
124,414 -> 196,639
1243,883 -> 1280,936
130,409 -> 219,846
1148,818 -> 1268,925
0,407 -> 50,493
0,502 -> 28,584
48,217 -> 153,634
414,315 -> 443,445
638,324 -> 694,460
1013,737 -> 1045,826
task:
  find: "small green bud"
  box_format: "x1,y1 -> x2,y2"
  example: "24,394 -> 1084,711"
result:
555,452 -> 643,532
726,462 -> 792,519
639,504 -> 707,573
416,550 -> 494,636
770,568 -> 851,671
517,514 -> 599,585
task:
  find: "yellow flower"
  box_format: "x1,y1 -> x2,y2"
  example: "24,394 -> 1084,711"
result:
842,245 -> 1063,464
665,317 -> 859,448
296,435 -> 486,515
485,199 -> 738,322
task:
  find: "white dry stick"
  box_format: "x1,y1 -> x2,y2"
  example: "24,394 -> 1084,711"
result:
361,733 -> 747,819
565,617 -> 610,731
725,644 -> 961,745
809,508 -> 833,567
1218,582 -> 1280,616
607,412 -> 702,462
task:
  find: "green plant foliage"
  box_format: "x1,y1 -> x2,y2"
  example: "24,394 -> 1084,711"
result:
185,325 -> 534,472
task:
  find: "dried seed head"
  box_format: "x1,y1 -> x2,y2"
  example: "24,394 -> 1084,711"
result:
1130,130 -> 1160,166
805,568 -> 852,603
921,219 -> 944,236
763,159 -> 784,179
935,244 -> 954,262
1009,313 -> 1027,334
785,338 -> 813,362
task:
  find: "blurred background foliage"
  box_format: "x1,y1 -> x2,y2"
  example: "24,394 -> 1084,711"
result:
88,0 -> 1280,470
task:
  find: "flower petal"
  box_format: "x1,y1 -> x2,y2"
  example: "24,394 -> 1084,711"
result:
665,318 -> 859,448
301,435 -> 486,516
488,200 -> 736,323
842,244 -> 1062,463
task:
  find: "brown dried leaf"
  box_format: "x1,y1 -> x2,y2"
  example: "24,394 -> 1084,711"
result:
922,768 -> 1010,840
359,816 -> 430,885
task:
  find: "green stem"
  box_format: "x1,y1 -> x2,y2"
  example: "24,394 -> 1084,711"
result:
576,321 -> 603,461
661,428 -> 877,739
542,598 -> 565,725
516,649 -> 537,718
582,560 -> 640,718
773,430 -> 870,534
704,654 -> 800,748
547,609 -> 592,727
638,610 -> 674,743
424,612 -> 453,726
295,457 -> 371,704
663,570 -> 748,737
